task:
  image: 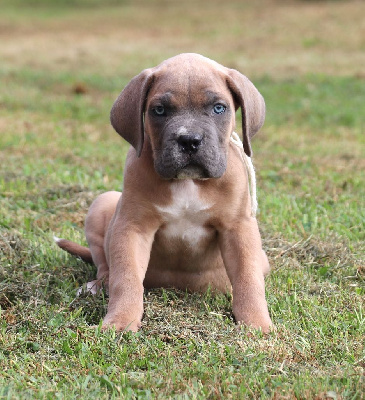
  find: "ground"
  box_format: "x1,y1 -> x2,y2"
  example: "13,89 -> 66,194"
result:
0,0 -> 364,398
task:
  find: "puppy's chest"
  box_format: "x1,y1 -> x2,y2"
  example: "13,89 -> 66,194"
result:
155,181 -> 213,247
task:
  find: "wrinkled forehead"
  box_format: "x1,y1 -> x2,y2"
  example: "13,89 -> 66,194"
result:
146,58 -> 233,108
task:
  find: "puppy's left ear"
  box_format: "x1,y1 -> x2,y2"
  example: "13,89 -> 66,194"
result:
110,69 -> 154,157
226,69 -> 265,157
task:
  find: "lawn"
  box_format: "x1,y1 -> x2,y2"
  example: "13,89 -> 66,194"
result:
0,0 -> 364,398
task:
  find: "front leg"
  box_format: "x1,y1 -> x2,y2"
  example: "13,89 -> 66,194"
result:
219,218 -> 273,333
103,217 -> 158,332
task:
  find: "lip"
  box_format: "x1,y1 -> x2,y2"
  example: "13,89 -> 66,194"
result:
175,163 -> 208,179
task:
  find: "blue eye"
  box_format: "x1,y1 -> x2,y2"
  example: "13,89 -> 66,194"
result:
154,106 -> 165,116
213,104 -> 226,114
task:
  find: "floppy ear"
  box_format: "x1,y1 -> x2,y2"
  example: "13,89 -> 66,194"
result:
226,69 -> 265,157
110,69 -> 154,157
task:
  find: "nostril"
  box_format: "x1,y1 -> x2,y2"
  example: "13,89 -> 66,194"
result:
177,134 -> 203,153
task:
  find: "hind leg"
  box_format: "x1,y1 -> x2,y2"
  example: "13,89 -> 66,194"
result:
81,191 -> 121,294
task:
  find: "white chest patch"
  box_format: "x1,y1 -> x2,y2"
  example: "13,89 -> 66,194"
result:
155,180 -> 212,247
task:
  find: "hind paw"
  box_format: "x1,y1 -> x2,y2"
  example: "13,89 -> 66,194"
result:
77,280 -> 103,296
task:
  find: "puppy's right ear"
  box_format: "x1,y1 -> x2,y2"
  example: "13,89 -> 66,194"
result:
110,69 -> 154,157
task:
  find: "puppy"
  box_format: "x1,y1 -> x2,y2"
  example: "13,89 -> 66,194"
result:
56,53 -> 273,333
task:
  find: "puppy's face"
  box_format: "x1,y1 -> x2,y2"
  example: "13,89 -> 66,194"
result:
110,53 -> 266,178
144,68 -> 236,180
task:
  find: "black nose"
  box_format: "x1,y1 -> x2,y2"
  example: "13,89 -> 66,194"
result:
177,134 -> 203,154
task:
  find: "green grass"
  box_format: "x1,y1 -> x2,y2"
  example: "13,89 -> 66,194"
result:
0,1 -> 364,398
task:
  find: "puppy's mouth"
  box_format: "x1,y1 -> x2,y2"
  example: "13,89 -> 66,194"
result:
153,142 -> 227,180
175,164 -> 208,180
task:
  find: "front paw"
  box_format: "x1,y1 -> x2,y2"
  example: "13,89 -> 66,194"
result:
102,313 -> 141,333
237,314 -> 273,334
234,300 -> 273,334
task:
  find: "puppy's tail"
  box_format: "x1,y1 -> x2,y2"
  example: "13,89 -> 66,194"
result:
54,236 -> 93,264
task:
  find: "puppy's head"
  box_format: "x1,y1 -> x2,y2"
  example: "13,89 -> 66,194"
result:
110,53 -> 265,180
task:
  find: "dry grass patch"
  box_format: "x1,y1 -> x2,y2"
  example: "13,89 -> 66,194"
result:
1,0 -> 365,77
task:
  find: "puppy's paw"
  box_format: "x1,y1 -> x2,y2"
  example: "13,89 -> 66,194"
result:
237,317 -> 273,334
234,304 -> 273,334
102,313 -> 141,333
77,280 -> 103,296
